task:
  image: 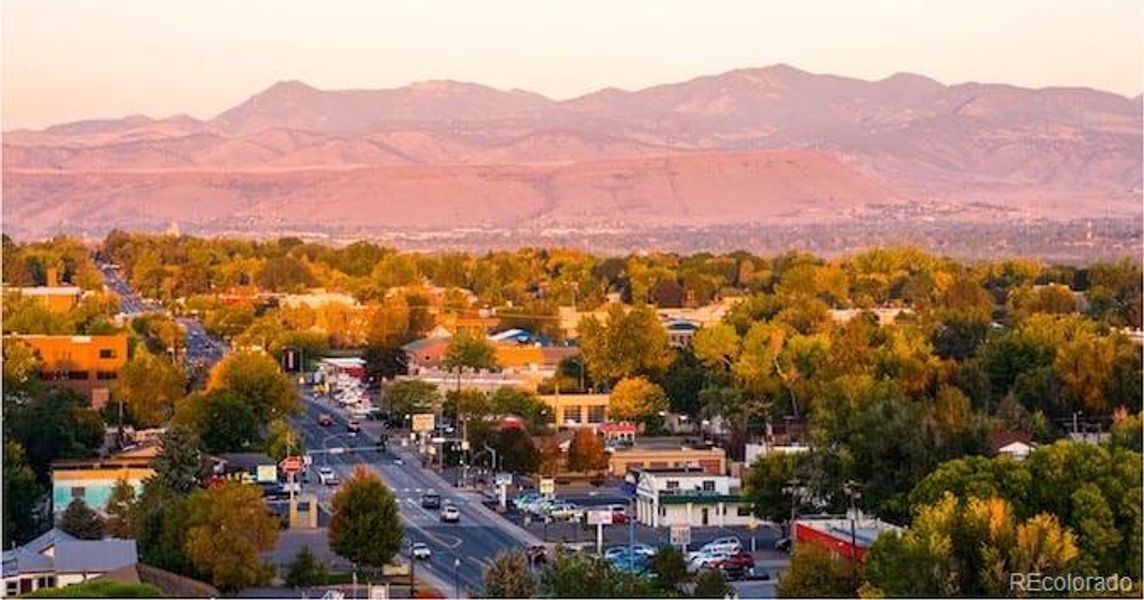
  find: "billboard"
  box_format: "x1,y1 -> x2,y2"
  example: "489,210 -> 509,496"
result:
587,511 -> 613,526
412,413 -> 435,432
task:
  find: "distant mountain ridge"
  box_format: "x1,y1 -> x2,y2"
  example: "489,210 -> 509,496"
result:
4,64 -> 1140,239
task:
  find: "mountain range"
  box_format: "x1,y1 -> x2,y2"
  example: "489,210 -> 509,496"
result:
4,64 -> 1141,240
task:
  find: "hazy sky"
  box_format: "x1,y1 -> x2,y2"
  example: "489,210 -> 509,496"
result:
4,0 -> 1141,129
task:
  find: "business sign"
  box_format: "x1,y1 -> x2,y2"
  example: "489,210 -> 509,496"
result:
280,456 -> 304,474
495,472 -> 513,487
411,413 -> 435,432
539,478 -> 555,495
670,525 -> 691,547
587,510 -> 613,526
256,464 -> 278,483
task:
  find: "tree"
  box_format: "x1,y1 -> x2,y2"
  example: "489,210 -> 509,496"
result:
4,387 -> 104,479
265,419 -> 303,462
60,498 -> 105,540
105,478 -> 137,538
692,566 -> 734,598
492,428 -> 540,474
483,551 -> 538,598
184,482 -> 279,591
207,351 -> 300,423
577,304 -> 672,385
649,545 -> 689,590
490,388 -> 552,429
776,544 -> 855,598
113,349 -> 186,427
445,330 -> 498,375
256,256 -> 314,292
384,380 -> 439,419
539,553 -> 656,598
692,323 -> 740,370
26,580 -> 163,597
743,452 -> 809,525
328,467 -> 403,568
566,429 -> 607,473
3,442 -> 43,545
2,339 -> 40,388
608,377 -> 669,424
285,545 -> 328,588
130,482 -> 197,577
149,425 -> 208,495
173,390 -> 260,454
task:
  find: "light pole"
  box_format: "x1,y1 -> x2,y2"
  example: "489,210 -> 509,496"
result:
843,480 -> 862,586
453,558 -> 461,598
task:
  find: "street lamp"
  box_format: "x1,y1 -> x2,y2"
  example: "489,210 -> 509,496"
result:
453,558 -> 461,598
843,480 -> 863,585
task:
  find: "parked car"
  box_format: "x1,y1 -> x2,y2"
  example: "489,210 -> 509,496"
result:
317,467 -> 339,486
514,492 -> 541,510
687,549 -> 732,573
411,542 -> 431,560
712,550 -> 756,577
774,538 -> 792,553
530,498 -> 557,516
440,505 -> 461,523
607,504 -> 630,524
318,414 -> 333,427
421,492 -> 442,509
693,536 -> 742,557
547,502 -> 581,521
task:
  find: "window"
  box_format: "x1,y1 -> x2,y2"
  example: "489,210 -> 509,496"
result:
67,370 -> 90,380
566,406 -> 583,423
98,349 -> 116,359
737,506 -> 752,517
7,581 -> 18,595
70,486 -> 85,499
658,506 -> 666,517
666,480 -> 679,490
702,480 -> 716,492
96,371 -> 118,380
587,405 -> 606,423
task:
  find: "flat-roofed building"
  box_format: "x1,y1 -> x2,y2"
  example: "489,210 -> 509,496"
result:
634,468 -> 752,528
50,446 -> 157,516
609,445 -> 726,477
539,393 -> 610,428
5,287 -> 83,313
10,334 -> 128,409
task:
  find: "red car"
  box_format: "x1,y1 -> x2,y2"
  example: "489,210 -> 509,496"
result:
712,550 -> 755,576
608,505 -> 630,524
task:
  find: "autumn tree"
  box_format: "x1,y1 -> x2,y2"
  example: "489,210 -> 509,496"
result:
328,467 -> 403,568
184,482 -> 279,591
207,351 -> 300,423
577,304 -> 671,386
483,551 -> 538,598
777,544 -> 855,598
384,380 -> 439,419
566,429 -> 607,473
608,377 -> 669,424
113,349 -> 186,427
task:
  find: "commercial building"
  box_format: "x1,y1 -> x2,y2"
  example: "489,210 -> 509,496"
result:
401,334 -> 452,371
5,286 -> 83,313
633,468 -> 752,528
50,447 -> 157,516
663,319 -> 700,348
609,445 -> 727,477
10,334 -> 128,409
1,529 -> 138,597
318,357 -> 367,381
793,514 -> 903,563
539,393 -> 610,428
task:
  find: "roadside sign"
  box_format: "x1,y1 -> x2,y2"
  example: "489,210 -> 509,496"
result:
431,436 -> 447,444
587,510 -> 612,525
280,456 -> 304,473
670,525 -> 691,547
539,478 -> 555,495
256,465 -> 278,483
412,413 -> 435,432
495,472 -> 513,487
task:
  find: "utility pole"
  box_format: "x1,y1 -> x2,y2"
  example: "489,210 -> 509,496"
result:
844,480 -> 862,587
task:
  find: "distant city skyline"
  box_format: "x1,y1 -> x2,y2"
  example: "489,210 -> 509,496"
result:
4,0 -> 1142,129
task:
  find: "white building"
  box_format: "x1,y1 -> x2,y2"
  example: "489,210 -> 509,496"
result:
634,469 -> 754,528
1,529 -> 138,597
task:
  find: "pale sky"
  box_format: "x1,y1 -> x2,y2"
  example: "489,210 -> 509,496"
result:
3,0 -> 1142,130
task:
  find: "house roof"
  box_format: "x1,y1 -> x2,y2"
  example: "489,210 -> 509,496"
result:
2,547 -> 55,577
53,539 -> 138,574
215,452 -> 275,469
989,431 -> 1033,452
23,528 -> 77,554
402,336 -> 450,353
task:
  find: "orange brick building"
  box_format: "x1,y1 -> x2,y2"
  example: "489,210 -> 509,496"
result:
11,334 -> 129,409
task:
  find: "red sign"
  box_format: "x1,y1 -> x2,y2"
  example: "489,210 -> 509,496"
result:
280,456 -> 304,473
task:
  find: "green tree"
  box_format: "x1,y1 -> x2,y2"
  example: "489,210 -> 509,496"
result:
483,551 -> 538,598
149,425 -> 208,495
776,544 -> 855,598
130,482 -> 198,577
207,351 -> 300,423
577,304 -> 672,386
384,380 -> 439,419
2,442 -> 43,545
444,330 -> 498,382
3,387 -> 104,478
265,418 -> 303,462
608,377 -> 669,424
692,566 -> 733,598
26,580 -> 162,597
105,478 -> 137,538
328,466 -> 404,568
566,428 -> 607,473
2,339 -> 40,388
184,482 -> 279,591
492,427 -> 540,474
649,545 -> 689,591
113,349 -> 186,427
743,452 -> 809,525
60,498 -> 105,540
174,390 -> 260,453
285,545 -> 328,588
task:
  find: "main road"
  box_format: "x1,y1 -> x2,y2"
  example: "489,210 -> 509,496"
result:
292,389 -> 540,597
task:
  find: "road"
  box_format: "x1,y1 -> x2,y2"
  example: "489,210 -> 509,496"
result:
178,317 -> 227,370
292,390 -> 539,597
99,263 -> 162,315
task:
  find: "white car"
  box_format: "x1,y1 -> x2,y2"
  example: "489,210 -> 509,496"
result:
692,536 -> 742,558
411,542 -> 431,560
440,505 -> 461,523
317,467 -> 339,486
688,549 -> 731,573
546,502 -> 581,521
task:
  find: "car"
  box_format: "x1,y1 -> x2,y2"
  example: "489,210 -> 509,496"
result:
514,492 -> 541,510
393,457 -> 404,466
318,414 -> 333,427
546,502 -> 581,521
695,536 -> 743,557
688,549 -> 732,573
440,505 -> 461,523
257,481 -> 290,500
317,467 -> 339,486
774,538 -> 792,553
712,550 -> 756,577
421,492 -> 442,509
529,498 -> 557,516
607,504 -> 630,524
411,542 -> 432,560
346,420 -> 361,434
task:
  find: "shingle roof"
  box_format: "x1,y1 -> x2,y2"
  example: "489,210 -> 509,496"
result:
53,539 -> 138,574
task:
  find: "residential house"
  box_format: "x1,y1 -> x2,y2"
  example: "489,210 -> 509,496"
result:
9,334 -> 128,409
1,529 -> 138,597
50,446 -> 157,517
634,468 -> 752,528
